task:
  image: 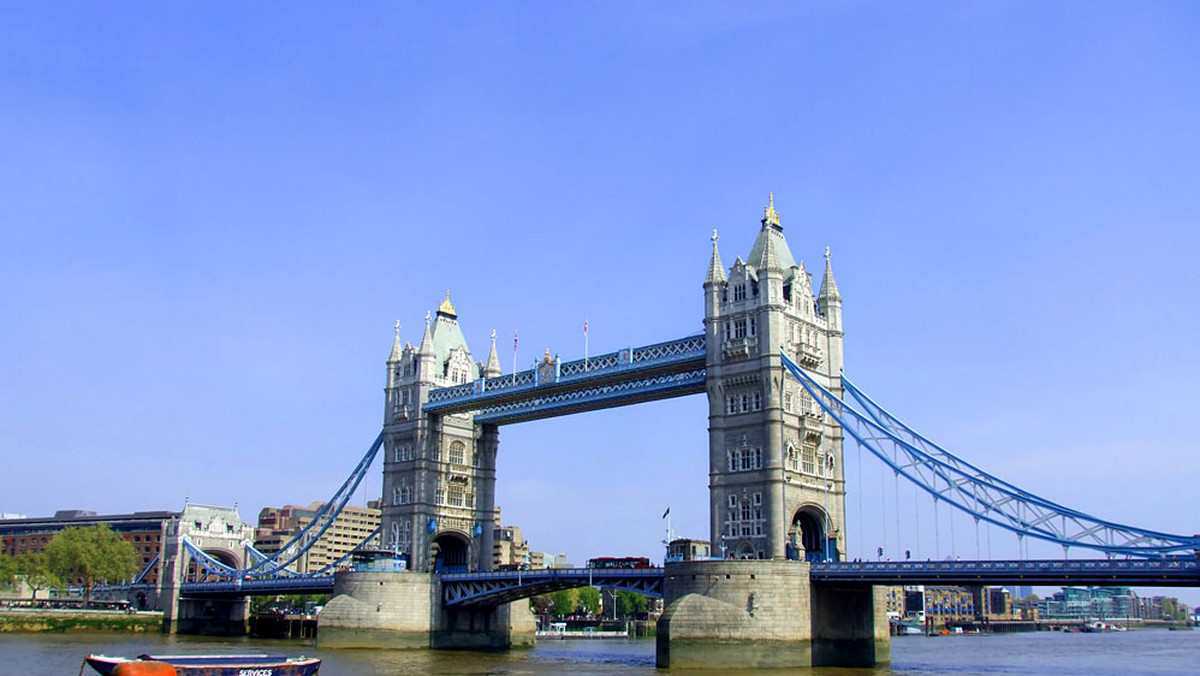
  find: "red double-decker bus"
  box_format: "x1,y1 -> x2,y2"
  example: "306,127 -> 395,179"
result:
587,556 -> 652,569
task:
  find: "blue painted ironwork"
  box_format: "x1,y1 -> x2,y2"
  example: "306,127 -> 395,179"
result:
243,432 -> 384,575
442,567 -> 664,607
780,351 -> 1200,558
181,538 -> 241,579
132,554 -> 159,584
810,557 -> 1200,586
181,575 -> 336,598
308,525 -> 382,576
474,368 -> 706,424
424,335 -> 706,422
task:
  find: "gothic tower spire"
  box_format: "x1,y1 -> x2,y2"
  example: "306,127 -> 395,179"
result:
483,329 -> 502,378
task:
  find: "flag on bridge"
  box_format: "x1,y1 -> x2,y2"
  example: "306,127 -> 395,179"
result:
662,507 -> 670,519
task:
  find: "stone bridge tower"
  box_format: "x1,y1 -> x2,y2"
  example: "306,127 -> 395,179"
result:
703,196 -> 847,561
380,295 -> 502,573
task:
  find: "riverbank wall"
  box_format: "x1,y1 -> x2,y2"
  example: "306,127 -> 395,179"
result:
0,609 -> 162,633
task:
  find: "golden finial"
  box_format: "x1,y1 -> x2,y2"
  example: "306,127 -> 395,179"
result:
438,290 -> 456,317
764,193 -> 780,227
543,348 -> 552,362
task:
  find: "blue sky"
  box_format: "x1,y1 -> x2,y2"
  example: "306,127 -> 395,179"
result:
2,3 -> 1198,599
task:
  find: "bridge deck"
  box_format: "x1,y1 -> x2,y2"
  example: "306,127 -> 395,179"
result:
810,558 -> 1200,587
159,558 -> 1200,602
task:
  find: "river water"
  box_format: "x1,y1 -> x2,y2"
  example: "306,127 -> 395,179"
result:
2,629 -> 1198,675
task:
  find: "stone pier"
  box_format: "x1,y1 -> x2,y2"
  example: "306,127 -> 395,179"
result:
318,570 -> 535,650
656,560 -> 888,669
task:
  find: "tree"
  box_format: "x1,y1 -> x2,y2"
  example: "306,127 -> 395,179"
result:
0,555 -> 14,590
44,525 -> 139,602
576,586 -> 601,617
549,589 -> 576,618
530,594 -> 554,616
15,552 -> 58,600
615,590 -> 649,619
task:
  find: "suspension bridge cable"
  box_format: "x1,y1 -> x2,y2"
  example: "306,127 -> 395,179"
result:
856,441 -> 864,560
779,351 -> 1200,558
975,517 -> 981,560
933,495 -> 940,559
879,456 -> 889,559
913,480 -> 921,559
245,431 -> 385,575
949,499 -> 957,558
894,471 -> 903,560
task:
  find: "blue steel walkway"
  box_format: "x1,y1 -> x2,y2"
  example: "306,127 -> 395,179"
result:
423,335 -> 705,424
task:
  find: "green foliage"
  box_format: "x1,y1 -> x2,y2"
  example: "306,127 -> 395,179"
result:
44,525 -> 138,600
250,593 -> 331,613
615,590 -> 649,618
15,552 -> 58,599
549,589 -> 576,617
0,555 -> 14,589
576,586 -> 601,616
529,594 -> 553,615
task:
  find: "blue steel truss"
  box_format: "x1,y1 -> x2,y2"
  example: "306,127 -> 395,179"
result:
441,567 -> 664,607
780,351 -> 1200,558
242,432 -> 384,576
180,576 -> 336,598
132,554 -> 159,584
811,557 -> 1200,586
181,538 -> 241,579
474,369 -> 706,424
425,335 -> 706,424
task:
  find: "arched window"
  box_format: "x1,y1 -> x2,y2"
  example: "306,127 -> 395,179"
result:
802,445 -> 816,474
449,441 -> 465,466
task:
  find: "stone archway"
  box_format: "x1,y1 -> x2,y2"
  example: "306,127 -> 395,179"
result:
791,508 -> 829,562
430,532 -> 470,573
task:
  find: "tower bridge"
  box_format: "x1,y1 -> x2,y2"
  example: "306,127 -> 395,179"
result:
122,196 -> 1199,669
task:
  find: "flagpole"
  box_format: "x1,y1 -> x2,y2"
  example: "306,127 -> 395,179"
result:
512,330 -> 518,385
584,316 -> 589,369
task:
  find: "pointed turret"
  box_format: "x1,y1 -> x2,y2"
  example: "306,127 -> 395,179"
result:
757,223 -> 780,272
388,320 -> 403,363
483,329 -> 502,379
705,229 -> 727,286
418,311 -> 434,354
818,246 -> 841,302
747,194 -> 797,272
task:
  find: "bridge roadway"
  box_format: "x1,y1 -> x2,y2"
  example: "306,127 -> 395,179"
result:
169,557 -> 1200,602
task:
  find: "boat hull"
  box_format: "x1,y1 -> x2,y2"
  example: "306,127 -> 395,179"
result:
85,654 -> 321,676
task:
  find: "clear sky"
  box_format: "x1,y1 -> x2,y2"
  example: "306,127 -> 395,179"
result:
2,3 -> 1198,601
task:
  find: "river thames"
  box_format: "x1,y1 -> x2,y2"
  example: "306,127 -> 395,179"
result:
2,629 -> 1199,675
